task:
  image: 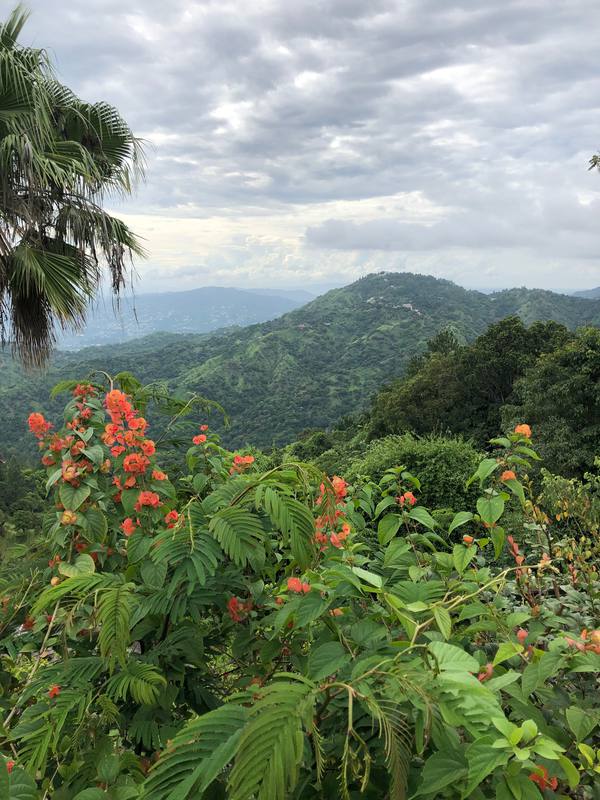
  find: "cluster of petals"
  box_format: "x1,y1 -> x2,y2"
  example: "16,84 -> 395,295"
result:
507,536 -> 526,573
229,454 -> 255,474
28,412 -> 52,439
134,491 -> 161,511
120,517 -> 138,537
397,491 -> 416,506
48,684 -> 61,699
192,433 -> 207,445
164,510 -> 179,528
152,469 -> 168,481
287,577 -> 311,594
123,453 -> 150,474
227,596 -> 253,622
566,628 -> 600,654
477,662 -> 493,682
514,423 -> 532,438
529,766 -> 558,791
501,470 -> 516,482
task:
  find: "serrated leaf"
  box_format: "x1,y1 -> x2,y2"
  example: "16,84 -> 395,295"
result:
433,607 -> 452,640
429,641 -> 479,673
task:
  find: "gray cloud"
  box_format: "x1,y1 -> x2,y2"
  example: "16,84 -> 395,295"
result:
14,0 -> 600,291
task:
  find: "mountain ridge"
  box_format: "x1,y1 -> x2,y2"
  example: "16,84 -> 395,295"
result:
2,271 -> 599,454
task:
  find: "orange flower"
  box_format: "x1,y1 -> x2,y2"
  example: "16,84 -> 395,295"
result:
477,663 -> 493,682
6,760 -> 15,774
140,439 -> 156,456
28,412 -> 52,439
48,684 -> 61,699
501,470 -> 516,482
514,423 -> 532,438
60,510 -> 77,526
330,607 -> 343,617
111,445 -> 126,457
61,461 -> 79,484
128,416 -> 148,433
165,510 -> 179,527
227,596 -> 242,622
41,454 -> 56,467
121,518 -> 137,537
200,424 -> 209,431
463,534 -> 474,544
331,475 -> 348,501
124,475 -> 137,488
517,628 -> 528,644
192,434 -> 207,445
287,577 -> 303,593
152,469 -> 167,481
123,453 -> 150,474
134,491 -> 161,510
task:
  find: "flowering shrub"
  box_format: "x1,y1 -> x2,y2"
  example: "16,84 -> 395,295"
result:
0,378 -> 599,799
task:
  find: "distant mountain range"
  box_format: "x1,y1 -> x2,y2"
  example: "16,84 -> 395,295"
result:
56,286 -> 312,349
573,287 -> 600,300
2,272 -> 600,455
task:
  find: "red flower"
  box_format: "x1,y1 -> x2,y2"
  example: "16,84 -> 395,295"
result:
200,424 -> 209,431
165,510 -> 179,527
140,439 -> 156,456
529,766 -> 557,791
287,577 -> 303,593
111,445 -> 126,457
331,475 -> 347,501
121,518 -> 137,537
192,433 -> 207,445
227,596 -> 242,622
128,416 -> 148,433
41,454 -> 56,466
134,491 -> 161,511
6,760 -> 15,774
477,663 -> 493,682
152,469 -> 168,481
22,617 -> 34,631
517,628 -> 528,644
123,453 -> 150,474
28,412 -> 52,439
48,684 -> 61,699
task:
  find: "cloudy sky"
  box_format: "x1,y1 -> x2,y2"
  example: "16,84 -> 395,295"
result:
17,0 -> 600,292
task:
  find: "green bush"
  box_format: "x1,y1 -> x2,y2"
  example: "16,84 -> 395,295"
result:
346,433 -> 482,510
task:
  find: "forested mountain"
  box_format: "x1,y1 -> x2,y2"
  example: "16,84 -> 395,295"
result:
56,286 -> 306,348
573,286 -> 600,299
2,271 -> 600,455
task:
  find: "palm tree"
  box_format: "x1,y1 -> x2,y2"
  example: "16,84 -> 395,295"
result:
0,4 -> 144,364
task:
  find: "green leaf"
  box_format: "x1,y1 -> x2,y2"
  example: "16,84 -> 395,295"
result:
374,496 -> 397,517
351,566 -> 383,589
7,766 -> 38,800
45,468 -> 62,492
143,704 -> 249,800
493,642 -> 523,667
120,489 -> 139,516
476,495 -> 505,526
433,607 -> 452,640
566,706 -> 598,741
463,735 -> 508,797
503,478 -> 525,505
490,526 -> 505,559
428,641 -> 479,673
307,641 -> 351,680
96,753 -> 120,784
412,751 -> 467,797
378,514 -> 401,545
73,790 -> 108,800
140,559 -> 167,589
408,506 -> 437,530
58,553 -> 96,577
209,508 -> 265,568
85,508 -> 108,538
453,543 -> 477,574
448,511 -> 474,535
467,458 -> 499,488
59,482 -> 91,511
557,755 -> 580,789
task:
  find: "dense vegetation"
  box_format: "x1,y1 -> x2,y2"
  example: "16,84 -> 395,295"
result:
1,272 -> 600,458
0,375 -> 599,798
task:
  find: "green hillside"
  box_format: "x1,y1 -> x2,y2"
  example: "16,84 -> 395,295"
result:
2,272 -> 600,455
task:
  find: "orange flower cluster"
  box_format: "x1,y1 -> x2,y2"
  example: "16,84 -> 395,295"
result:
229,453 -> 255,474
287,577 -> 311,593
565,628 -> 600,654
120,518 -> 138,537
164,510 -> 179,528
134,491 -> 161,511
48,684 -> 61,699
315,475 -> 351,549
28,412 -> 52,439
192,433 -> 207,445
501,470 -> 516,482
397,491 -> 416,506
227,596 -> 253,622
514,423 -> 532,438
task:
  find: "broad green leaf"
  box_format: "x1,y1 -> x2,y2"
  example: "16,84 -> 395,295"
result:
408,506 -> 437,530
503,478 -> 525,505
351,566 -> 383,589
377,513 -> 401,545
59,482 -> 91,512
476,495 -> 504,526
429,641 -> 479,673
433,607 -> 452,640
374,496 -> 397,517
557,754 -> 580,789
463,735 -> 508,797
490,526 -> 505,559
566,706 -> 598,741
448,511 -> 474,535
59,553 -> 96,577
140,559 -> 168,589
453,543 -> 477,574
493,642 -> 523,666
412,752 -> 467,797
307,641 -> 351,680
467,458 -> 499,488
73,790 -> 106,800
